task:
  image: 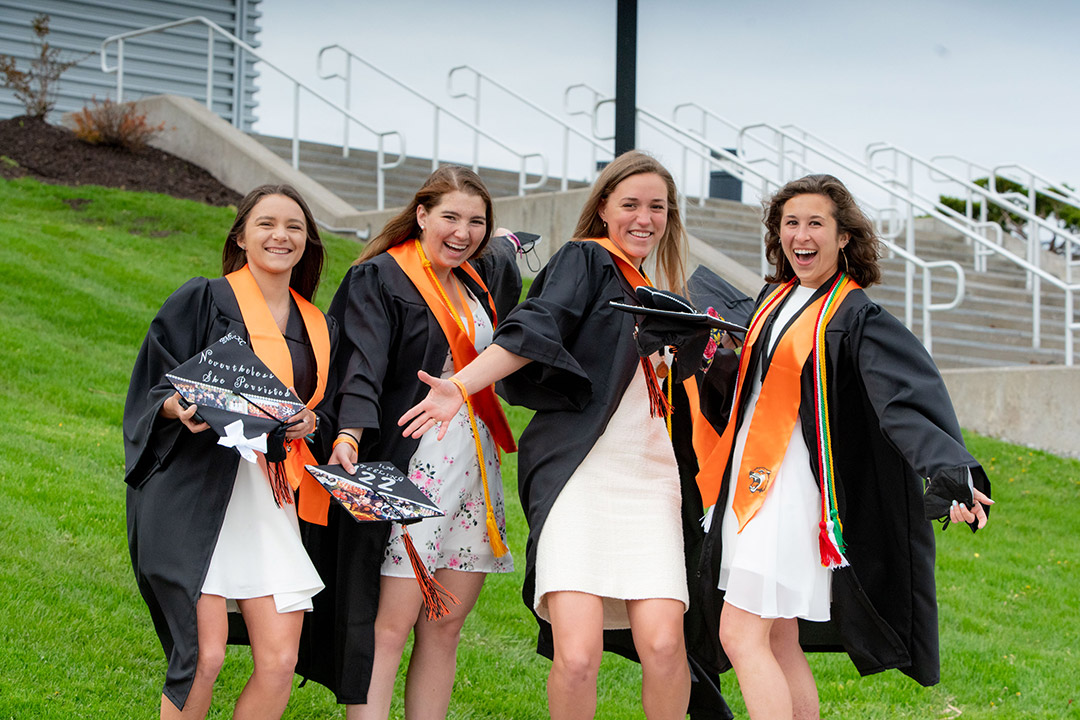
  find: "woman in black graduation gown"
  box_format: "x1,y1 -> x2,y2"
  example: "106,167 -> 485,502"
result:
401,151 -> 714,720
691,174 -> 994,719
123,185 -> 335,719
300,166 -> 521,719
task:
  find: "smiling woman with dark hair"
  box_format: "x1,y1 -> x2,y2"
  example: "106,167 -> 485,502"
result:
693,173 -> 993,719
124,184 -> 336,719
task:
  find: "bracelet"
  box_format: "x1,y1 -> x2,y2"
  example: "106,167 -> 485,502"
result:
449,377 -> 469,402
332,435 -> 358,454
336,429 -> 360,444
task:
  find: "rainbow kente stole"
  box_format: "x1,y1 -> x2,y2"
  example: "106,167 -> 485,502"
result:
696,273 -> 858,568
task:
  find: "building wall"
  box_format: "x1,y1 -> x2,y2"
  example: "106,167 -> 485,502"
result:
0,0 -> 261,128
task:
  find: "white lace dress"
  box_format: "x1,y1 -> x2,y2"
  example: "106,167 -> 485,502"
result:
534,358 -> 688,629
718,284 -> 832,621
381,289 -> 514,576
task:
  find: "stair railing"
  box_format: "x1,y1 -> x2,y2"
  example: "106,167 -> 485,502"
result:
991,162 -> 1080,279
316,46 -> 548,199
867,144 -> 1080,362
101,18 -> 406,210
670,102 -> 744,206
729,122 -> 971,338
444,65 -> 609,190
619,108 -> 966,355
564,83 -> 611,181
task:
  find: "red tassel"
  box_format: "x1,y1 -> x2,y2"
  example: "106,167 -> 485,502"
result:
818,521 -> 843,568
401,526 -> 460,621
641,358 -> 672,418
268,461 -> 295,507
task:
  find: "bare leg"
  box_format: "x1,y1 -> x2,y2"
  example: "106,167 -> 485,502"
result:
626,598 -> 690,720
347,576 -> 424,720
546,592 -> 604,720
160,594 -> 228,720
233,596 -> 305,720
402,569 -> 486,720
770,618 -> 819,720
719,603 -> 792,719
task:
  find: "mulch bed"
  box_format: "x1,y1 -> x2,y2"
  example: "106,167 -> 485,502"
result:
0,115 -> 241,207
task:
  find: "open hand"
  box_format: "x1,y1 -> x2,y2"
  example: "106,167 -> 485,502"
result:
398,370 -> 464,440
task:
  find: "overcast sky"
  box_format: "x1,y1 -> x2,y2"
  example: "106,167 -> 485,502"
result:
252,0 -> 1078,202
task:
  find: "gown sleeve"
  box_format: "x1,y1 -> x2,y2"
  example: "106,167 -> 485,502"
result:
123,277 -> 219,489
493,242 -> 608,411
847,301 -> 991,520
328,263 -> 398,433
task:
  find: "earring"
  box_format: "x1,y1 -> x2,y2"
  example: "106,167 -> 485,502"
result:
841,247 -> 850,274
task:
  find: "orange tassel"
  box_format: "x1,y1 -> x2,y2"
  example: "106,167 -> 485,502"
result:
401,526 -> 460,621
268,461 -> 295,507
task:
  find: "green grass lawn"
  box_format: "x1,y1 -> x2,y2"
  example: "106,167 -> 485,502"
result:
0,177 -> 1076,718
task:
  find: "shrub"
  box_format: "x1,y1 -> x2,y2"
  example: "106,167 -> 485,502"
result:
0,14 -> 84,118
70,97 -> 166,150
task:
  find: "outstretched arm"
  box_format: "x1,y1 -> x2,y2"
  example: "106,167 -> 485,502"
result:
398,344 -> 530,440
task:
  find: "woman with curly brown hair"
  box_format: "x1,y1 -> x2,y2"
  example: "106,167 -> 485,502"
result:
694,174 -> 993,719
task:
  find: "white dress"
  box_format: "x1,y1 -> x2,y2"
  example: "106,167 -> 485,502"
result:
202,457 -> 325,613
718,284 -> 832,621
534,358 -> 688,629
381,288 -> 514,576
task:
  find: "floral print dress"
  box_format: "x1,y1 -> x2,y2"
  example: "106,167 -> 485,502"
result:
381,288 -> 514,576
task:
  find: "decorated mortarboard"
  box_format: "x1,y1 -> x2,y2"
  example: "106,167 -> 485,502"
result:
305,461 -> 459,620
166,332 -> 304,464
304,461 -> 443,524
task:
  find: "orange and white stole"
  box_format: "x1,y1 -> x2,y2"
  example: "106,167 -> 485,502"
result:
387,240 -> 516,558
696,273 -> 858,567
225,265 -> 332,525
585,237 -> 672,418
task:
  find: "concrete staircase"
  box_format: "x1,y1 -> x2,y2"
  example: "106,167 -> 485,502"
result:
248,129 -> 1069,370
683,198 -> 1070,369
251,133 -> 587,211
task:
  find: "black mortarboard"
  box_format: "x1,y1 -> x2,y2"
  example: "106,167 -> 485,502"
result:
685,264 -> 754,335
166,333 -> 304,463
304,462 -> 443,524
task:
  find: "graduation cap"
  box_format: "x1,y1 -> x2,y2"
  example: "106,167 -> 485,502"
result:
306,461 -> 459,619
304,461 -> 443,524
685,264 -> 754,337
495,231 -> 542,271
166,332 -> 305,464
609,285 -> 748,381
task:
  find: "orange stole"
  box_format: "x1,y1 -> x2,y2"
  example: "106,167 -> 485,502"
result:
696,279 -> 857,530
683,376 -> 722,508
225,265 -> 332,525
386,242 -> 516,453
582,237 -> 672,418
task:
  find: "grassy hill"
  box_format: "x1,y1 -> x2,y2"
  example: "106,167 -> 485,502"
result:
0,177 -> 1076,718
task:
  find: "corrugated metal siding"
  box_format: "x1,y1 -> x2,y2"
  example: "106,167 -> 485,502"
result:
0,0 -> 261,129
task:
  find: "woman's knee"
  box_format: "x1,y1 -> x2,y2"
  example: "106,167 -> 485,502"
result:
637,626 -> 686,669
252,644 -> 299,683
195,642 -> 227,681
552,644 -> 603,684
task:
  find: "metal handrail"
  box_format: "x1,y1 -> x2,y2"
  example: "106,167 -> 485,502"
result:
316,45 -> 548,197
631,107 -> 966,354
564,83 -> 610,178
868,144 -> 1080,363
445,65 -> 609,191
100,17 -> 407,210
991,163 -> 1080,211
671,102 -> 742,207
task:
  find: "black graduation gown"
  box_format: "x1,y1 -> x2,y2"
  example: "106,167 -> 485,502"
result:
494,240 -> 732,718
695,280 -> 992,687
298,240 -> 520,704
123,276 -> 337,710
